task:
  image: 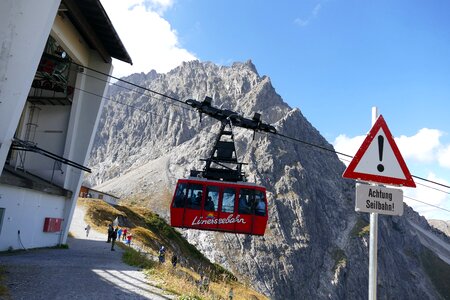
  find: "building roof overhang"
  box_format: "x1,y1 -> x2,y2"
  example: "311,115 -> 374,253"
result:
62,0 -> 132,65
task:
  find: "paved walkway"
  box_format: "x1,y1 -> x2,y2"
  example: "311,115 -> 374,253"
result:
1,206 -> 176,300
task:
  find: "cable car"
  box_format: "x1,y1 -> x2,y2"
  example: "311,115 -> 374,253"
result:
170,178 -> 268,235
170,96 -> 276,236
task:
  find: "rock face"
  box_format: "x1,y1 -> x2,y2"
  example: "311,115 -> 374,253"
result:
86,60 -> 449,299
428,219 -> 450,237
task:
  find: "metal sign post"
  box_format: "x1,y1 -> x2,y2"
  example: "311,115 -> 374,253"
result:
343,107 -> 415,300
368,107 -> 378,300
369,211 -> 378,300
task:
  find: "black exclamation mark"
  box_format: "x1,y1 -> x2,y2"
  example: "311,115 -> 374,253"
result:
377,135 -> 384,172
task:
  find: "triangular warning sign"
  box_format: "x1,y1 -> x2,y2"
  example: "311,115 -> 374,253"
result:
343,115 -> 416,187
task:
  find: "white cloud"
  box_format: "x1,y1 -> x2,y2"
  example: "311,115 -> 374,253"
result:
395,128 -> 443,163
294,3 -> 322,27
100,0 -> 197,78
334,128 -> 446,166
334,129 -> 450,221
404,173 -> 450,220
144,0 -> 174,15
332,134 -> 365,165
438,144 -> 450,169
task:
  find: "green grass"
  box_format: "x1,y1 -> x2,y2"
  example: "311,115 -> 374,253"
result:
115,205 -> 207,261
351,217 -> 370,238
420,248 -> 450,299
122,247 -> 157,269
52,244 -> 69,249
331,248 -> 347,272
0,266 -> 11,300
80,198 -> 267,300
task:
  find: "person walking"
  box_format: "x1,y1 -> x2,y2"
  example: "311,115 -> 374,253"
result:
122,228 -> 128,241
107,223 -> 113,243
111,227 -> 118,251
117,227 -> 123,241
126,232 -> 132,246
85,224 -> 91,237
171,254 -> 178,267
158,246 -> 166,263
228,287 -> 234,300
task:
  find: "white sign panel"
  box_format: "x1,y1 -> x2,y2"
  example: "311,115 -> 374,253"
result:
356,183 -> 403,216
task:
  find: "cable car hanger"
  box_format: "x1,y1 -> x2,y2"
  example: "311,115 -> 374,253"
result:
185,96 -> 277,183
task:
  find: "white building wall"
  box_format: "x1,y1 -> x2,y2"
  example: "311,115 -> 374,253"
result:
0,0 -> 116,249
0,184 -> 66,251
10,103 -> 71,186
0,0 -> 61,172
60,51 -> 112,244
103,195 -> 119,205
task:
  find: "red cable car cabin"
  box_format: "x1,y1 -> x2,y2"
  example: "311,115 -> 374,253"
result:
170,178 -> 268,235
170,96 -> 275,236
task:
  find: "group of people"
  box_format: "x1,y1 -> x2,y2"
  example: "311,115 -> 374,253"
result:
158,245 -> 178,268
107,224 -> 132,251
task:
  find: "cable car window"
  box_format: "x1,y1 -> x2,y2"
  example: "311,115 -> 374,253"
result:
238,189 -> 254,215
173,183 -> 187,208
254,190 -> 266,216
222,188 -> 236,213
205,186 -> 219,211
187,184 -> 203,210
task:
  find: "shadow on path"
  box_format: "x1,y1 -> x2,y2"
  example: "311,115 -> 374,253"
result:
1,237 -> 175,300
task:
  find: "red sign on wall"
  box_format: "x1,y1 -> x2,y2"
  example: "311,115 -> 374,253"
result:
43,217 -> 63,232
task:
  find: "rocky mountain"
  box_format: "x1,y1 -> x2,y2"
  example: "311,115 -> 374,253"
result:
85,60 -> 450,299
429,220 -> 450,237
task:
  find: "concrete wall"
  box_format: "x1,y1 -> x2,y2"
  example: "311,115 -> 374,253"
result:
0,0 -> 114,249
60,51 -> 112,244
0,0 -> 61,172
10,103 -> 71,186
0,184 -> 66,251
86,190 -> 119,206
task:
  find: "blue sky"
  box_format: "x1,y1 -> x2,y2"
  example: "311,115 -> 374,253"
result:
101,0 -> 450,220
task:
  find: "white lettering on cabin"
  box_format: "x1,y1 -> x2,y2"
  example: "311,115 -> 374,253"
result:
191,214 -> 246,226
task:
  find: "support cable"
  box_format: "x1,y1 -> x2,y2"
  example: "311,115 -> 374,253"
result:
69,65 -> 450,213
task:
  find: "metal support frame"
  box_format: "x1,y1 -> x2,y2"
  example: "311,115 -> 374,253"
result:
186,96 -> 276,182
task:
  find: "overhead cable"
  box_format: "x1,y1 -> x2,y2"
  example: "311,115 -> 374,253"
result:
73,64 -> 450,192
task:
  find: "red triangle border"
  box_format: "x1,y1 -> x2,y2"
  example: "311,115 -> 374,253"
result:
342,115 -> 416,187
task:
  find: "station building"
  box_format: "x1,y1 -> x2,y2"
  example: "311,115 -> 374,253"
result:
0,0 -> 131,250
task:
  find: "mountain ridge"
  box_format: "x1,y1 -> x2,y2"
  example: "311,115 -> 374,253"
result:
86,60 -> 449,299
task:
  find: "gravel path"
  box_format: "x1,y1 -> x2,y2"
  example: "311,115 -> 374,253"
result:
1,206 -> 176,300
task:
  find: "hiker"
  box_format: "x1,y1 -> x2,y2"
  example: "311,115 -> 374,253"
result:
126,232 -> 132,246
158,246 -> 166,263
228,287 -> 234,300
171,254 -> 178,267
111,227 -> 118,251
122,228 -> 128,241
106,223 -> 113,243
85,224 -> 91,237
117,227 -> 123,241
202,275 -> 210,292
